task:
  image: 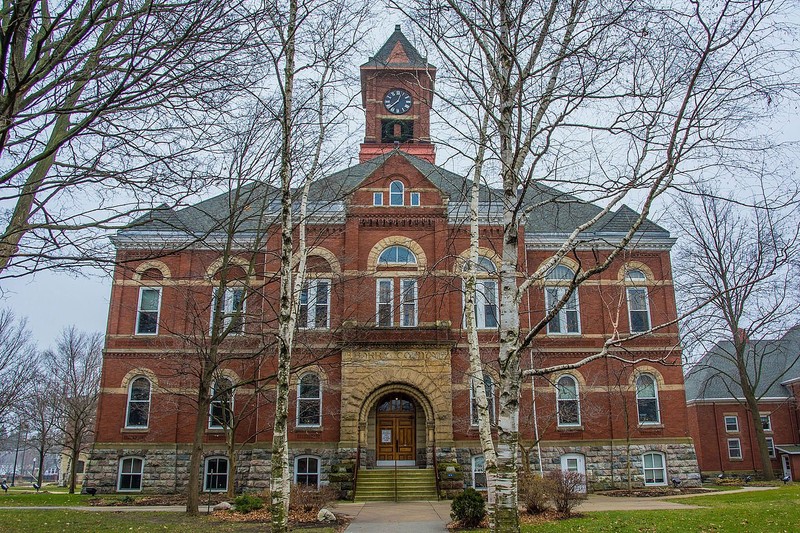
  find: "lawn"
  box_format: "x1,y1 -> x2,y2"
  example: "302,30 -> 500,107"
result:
519,485 -> 800,532
0,509 -> 337,532
0,489 -> 93,506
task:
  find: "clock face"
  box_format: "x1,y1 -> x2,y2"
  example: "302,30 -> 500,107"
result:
384,89 -> 412,115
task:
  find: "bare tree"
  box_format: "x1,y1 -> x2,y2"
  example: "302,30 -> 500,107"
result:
675,192 -> 800,480
0,309 -> 37,423
397,1 -> 799,528
22,371 -> 62,487
45,327 -> 102,493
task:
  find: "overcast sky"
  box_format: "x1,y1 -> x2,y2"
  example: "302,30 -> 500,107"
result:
1,13 -> 799,350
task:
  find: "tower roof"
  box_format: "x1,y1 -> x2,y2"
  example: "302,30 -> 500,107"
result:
361,25 -> 434,69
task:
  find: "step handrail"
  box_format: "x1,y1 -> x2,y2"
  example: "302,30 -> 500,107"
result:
353,444 -> 360,501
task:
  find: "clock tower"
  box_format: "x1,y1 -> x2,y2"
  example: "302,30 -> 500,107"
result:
359,25 -> 436,164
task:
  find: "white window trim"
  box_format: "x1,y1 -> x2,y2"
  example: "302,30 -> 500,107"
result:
296,373 -> 322,428
117,456 -> 145,492
410,192 -> 420,206
724,415 -> 739,433
556,375 -> 581,427
208,379 -> 234,430
471,455 -> 487,490
376,278 -> 394,327
469,375 -> 496,426
203,456 -> 229,492
766,436 -> 776,458
135,287 -> 162,335
390,180 -> 404,206
642,452 -> 667,486
373,192 -> 383,206
728,438 -> 742,459
636,374 -> 661,425
760,414 -> 772,432
299,279 -> 330,330
400,278 -> 418,327
211,286 -> 246,336
294,455 -> 321,487
378,245 -> 418,266
125,376 -> 152,429
626,285 -> 652,333
463,279 -> 499,330
545,286 -> 581,335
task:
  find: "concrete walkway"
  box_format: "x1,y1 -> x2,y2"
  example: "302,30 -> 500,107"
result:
0,505 -> 207,513
333,501 -> 451,532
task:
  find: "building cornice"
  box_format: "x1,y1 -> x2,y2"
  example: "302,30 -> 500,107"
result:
686,396 -> 791,405
526,233 -> 676,251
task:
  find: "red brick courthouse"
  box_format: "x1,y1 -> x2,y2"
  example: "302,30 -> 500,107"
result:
86,27 -> 699,496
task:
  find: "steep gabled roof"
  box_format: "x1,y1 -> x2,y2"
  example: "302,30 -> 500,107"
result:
361,25 -> 433,69
684,327 -> 800,401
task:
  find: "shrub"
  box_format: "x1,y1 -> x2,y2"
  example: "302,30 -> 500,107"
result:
233,493 -> 264,514
289,484 -> 338,514
450,487 -> 486,527
518,472 -> 552,514
545,470 -> 587,517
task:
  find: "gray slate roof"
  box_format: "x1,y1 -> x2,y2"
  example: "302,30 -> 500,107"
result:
684,326 -> 800,401
119,149 -> 669,240
361,25 -> 433,69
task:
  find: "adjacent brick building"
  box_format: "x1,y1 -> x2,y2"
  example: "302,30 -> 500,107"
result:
685,327 -> 800,481
85,27 -> 699,496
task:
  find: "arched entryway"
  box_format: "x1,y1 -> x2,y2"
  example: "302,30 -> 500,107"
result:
375,393 -> 416,466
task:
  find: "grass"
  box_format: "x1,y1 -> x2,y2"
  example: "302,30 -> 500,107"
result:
0,489 -> 94,506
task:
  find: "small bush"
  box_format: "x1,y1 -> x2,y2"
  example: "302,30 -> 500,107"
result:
233,493 -> 264,514
518,472 -> 553,514
450,487 -> 486,527
545,470 -> 587,516
289,484 -> 337,514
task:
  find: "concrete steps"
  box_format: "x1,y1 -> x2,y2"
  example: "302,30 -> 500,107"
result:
354,468 -> 438,502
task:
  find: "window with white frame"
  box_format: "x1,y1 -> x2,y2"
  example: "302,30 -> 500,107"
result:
462,256 -> 498,329
556,375 -> 581,426
299,279 -> 330,329
125,376 -> 151,428
636,374 -> 660,424
204,457 -> 229,492
470,373 -> 496,426
374,192 -> 383,206
545,265 -> 580,334
136,287 -> 161,335
761,414 -> 772,432
625,269 -> 651,333
642,452 -> 667,486
471,455 -> 487,490
118,457 -> 144,491
410,192 -> 420,206
294,456 -> 320,487
766,437 -> 776,458
724,415 -> 739,432
297,373 -> 322,427
728,438 -> 742,459
400,278 -> 417,327
390,180 -> 404,206
376,278 -> 393,326
211,287 -> 245,335
209,377 -> 234,429
378,245 -> 417,265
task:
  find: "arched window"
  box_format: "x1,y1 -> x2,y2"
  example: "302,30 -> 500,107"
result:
118,457 -> 144,492
636,374 -> 660,424
642,452 -> 667,486
556,375 -> 580,426
390,180 -> 404,206
294,456 -> 320,487
625,269 -> 650,333
297,373 -> 322,427
463,256 -> 498,329
209,377 -> 234,429
545,265 -> 580,334
204,456 -> 229,492
125,377 -> 151,428
470,373 -> 496,425
378,245 -> 417,265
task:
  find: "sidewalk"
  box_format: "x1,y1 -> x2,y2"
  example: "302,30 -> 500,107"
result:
333,500 -> 451,532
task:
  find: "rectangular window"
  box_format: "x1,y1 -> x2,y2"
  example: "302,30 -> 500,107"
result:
204,457 -> 228,492
761,414 -> 772,432
766,437 -> 776,458
728,438 -> 742,459
373,192 -> 383,206
136,287 -> 161,335
546,287 -> 580,334
642,453 -> 667,485
295,456 -> 319,487
724,415 -> 739,433
410,192 -> 420,206
400,278 -> 417,327
470,376 -> 496,426
472,455 -> 487,490
211,287 -> 245,335
299,279 -> 330,329
118,457 -> 144,492
627,287 -> 651,332
466,280 -> 498,329
376,279 -> 393,326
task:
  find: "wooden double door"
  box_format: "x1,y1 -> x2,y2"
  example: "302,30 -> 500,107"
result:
376,394 -> 416,465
